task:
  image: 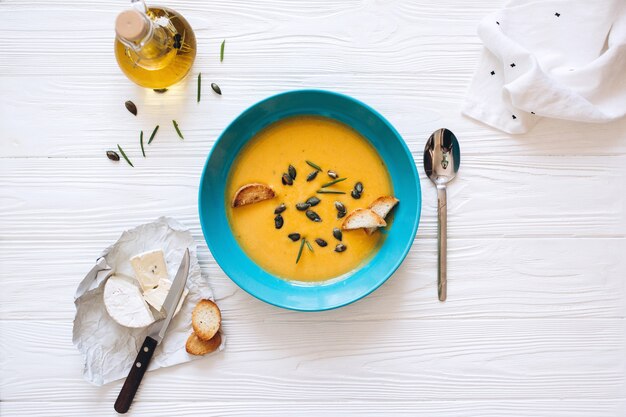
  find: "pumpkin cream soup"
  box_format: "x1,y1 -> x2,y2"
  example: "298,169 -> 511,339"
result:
226,116 -> 394,282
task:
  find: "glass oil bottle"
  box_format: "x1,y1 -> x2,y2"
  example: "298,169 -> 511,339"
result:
114,0 -> 196,89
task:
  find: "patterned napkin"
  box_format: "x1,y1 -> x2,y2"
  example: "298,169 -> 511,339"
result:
463,0 -> 626,134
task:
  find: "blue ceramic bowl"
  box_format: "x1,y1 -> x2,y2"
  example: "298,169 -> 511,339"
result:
199,90 -> 421,311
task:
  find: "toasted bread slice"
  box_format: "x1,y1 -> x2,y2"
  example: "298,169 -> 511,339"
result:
231,183 -> 276,208
186,331 -> 222,356
365,196 -> 399,235
342,208 -> 387,230
191,299 -> 222,341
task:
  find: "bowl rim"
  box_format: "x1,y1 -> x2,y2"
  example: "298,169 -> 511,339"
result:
198,89 -> 421,311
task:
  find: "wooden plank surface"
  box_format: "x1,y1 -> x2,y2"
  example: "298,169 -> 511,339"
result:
1,0 -> 625,416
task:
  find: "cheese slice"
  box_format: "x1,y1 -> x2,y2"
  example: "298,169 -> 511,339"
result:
130,249 -> 169,290
143,278 -> 188,316
103,275 -> 156,328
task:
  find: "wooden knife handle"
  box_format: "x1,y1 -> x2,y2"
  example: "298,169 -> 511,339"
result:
114,336 -> 157,414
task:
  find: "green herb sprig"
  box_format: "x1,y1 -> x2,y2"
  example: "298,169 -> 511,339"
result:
172,120 -> 184,140
117,144 -> 133,167
306,160 -> 322,171
296,238 -> 306,264
316,190 -> 346,194
140,130 -> 145,157
320,177 -> 347,188
220,40 -> 225,62
148,125 -> 159,144
197,73 -> 201,102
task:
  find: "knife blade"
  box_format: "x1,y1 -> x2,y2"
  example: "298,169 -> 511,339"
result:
114,248 -> 190,414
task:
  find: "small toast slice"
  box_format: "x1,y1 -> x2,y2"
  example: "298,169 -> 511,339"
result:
186,331 -> 222,356
342,208 -> 387,231
191,299 -> 222,341
231,183 -> 276,208
365,196 -> 399,235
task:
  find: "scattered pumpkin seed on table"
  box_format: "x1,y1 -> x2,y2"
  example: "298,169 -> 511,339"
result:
106,150 -> 120,161
211,83 -> 222,95
124,100 -> 137,116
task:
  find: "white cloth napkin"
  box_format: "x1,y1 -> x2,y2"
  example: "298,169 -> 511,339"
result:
463,0 -> 626,134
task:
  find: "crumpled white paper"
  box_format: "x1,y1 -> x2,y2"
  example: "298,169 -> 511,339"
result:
72,217 -> 223,386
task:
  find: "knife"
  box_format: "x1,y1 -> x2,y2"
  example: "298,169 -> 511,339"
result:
114,248 -> 190,414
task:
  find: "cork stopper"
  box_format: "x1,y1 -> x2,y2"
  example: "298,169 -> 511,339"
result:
115,9 -> 149,42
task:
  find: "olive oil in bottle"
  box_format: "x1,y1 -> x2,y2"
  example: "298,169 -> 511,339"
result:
114,1 -> 196,89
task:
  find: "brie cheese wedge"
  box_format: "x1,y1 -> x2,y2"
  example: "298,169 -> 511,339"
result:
130,249 -> 169,290
143,278 -> 188,316
103,275 -> 156,328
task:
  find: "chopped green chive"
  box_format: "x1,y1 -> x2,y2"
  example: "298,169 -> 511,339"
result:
306,160 -> 322,171
140,130 -> 145,157
296,238 -> 306,264
321,177 -> 347,188
197,73 -> 201,103
220,40 -> 225,62
305,239 -> 314,252
316,190 -> 346,194
117,144 -> 133,167
148,125 -> 159,144
172,120 -> 184,140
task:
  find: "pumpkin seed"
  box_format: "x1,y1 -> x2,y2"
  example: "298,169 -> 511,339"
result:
153,88 -> 168,94
327,170 -> 338,179
305,196 -> 321,207
351,190 -> 362,199
295,238 -> 306,263
321,177 -> 347,188
337,210 -> 346,219
306,210 -> 321,222
288,233 -> 301,242
315,238 -> 328,247
274,203 -> 286,214
106,150 -> 120,161
335,243 -> 347,253
125,100 -> 137,116
355,181 -> 364,193
211,82 -> 222,95
296,202 -> 311,211
334,201 -> 346,212
333,228 -> 343,241
274,214 -> 284,229
281,173 -> 293,186
306,170 -> 318,181
288,164 -> 297,180
306,160 -> 322,171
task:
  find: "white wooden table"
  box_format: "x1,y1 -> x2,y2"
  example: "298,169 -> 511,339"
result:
2,1 -> 625,416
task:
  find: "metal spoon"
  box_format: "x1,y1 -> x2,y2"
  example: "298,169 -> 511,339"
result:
423,128 -> 460,301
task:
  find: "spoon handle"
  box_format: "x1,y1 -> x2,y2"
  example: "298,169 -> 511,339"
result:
436,184 -> 447,301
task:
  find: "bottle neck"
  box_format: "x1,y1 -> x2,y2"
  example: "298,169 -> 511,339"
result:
116,8 -> 174,70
